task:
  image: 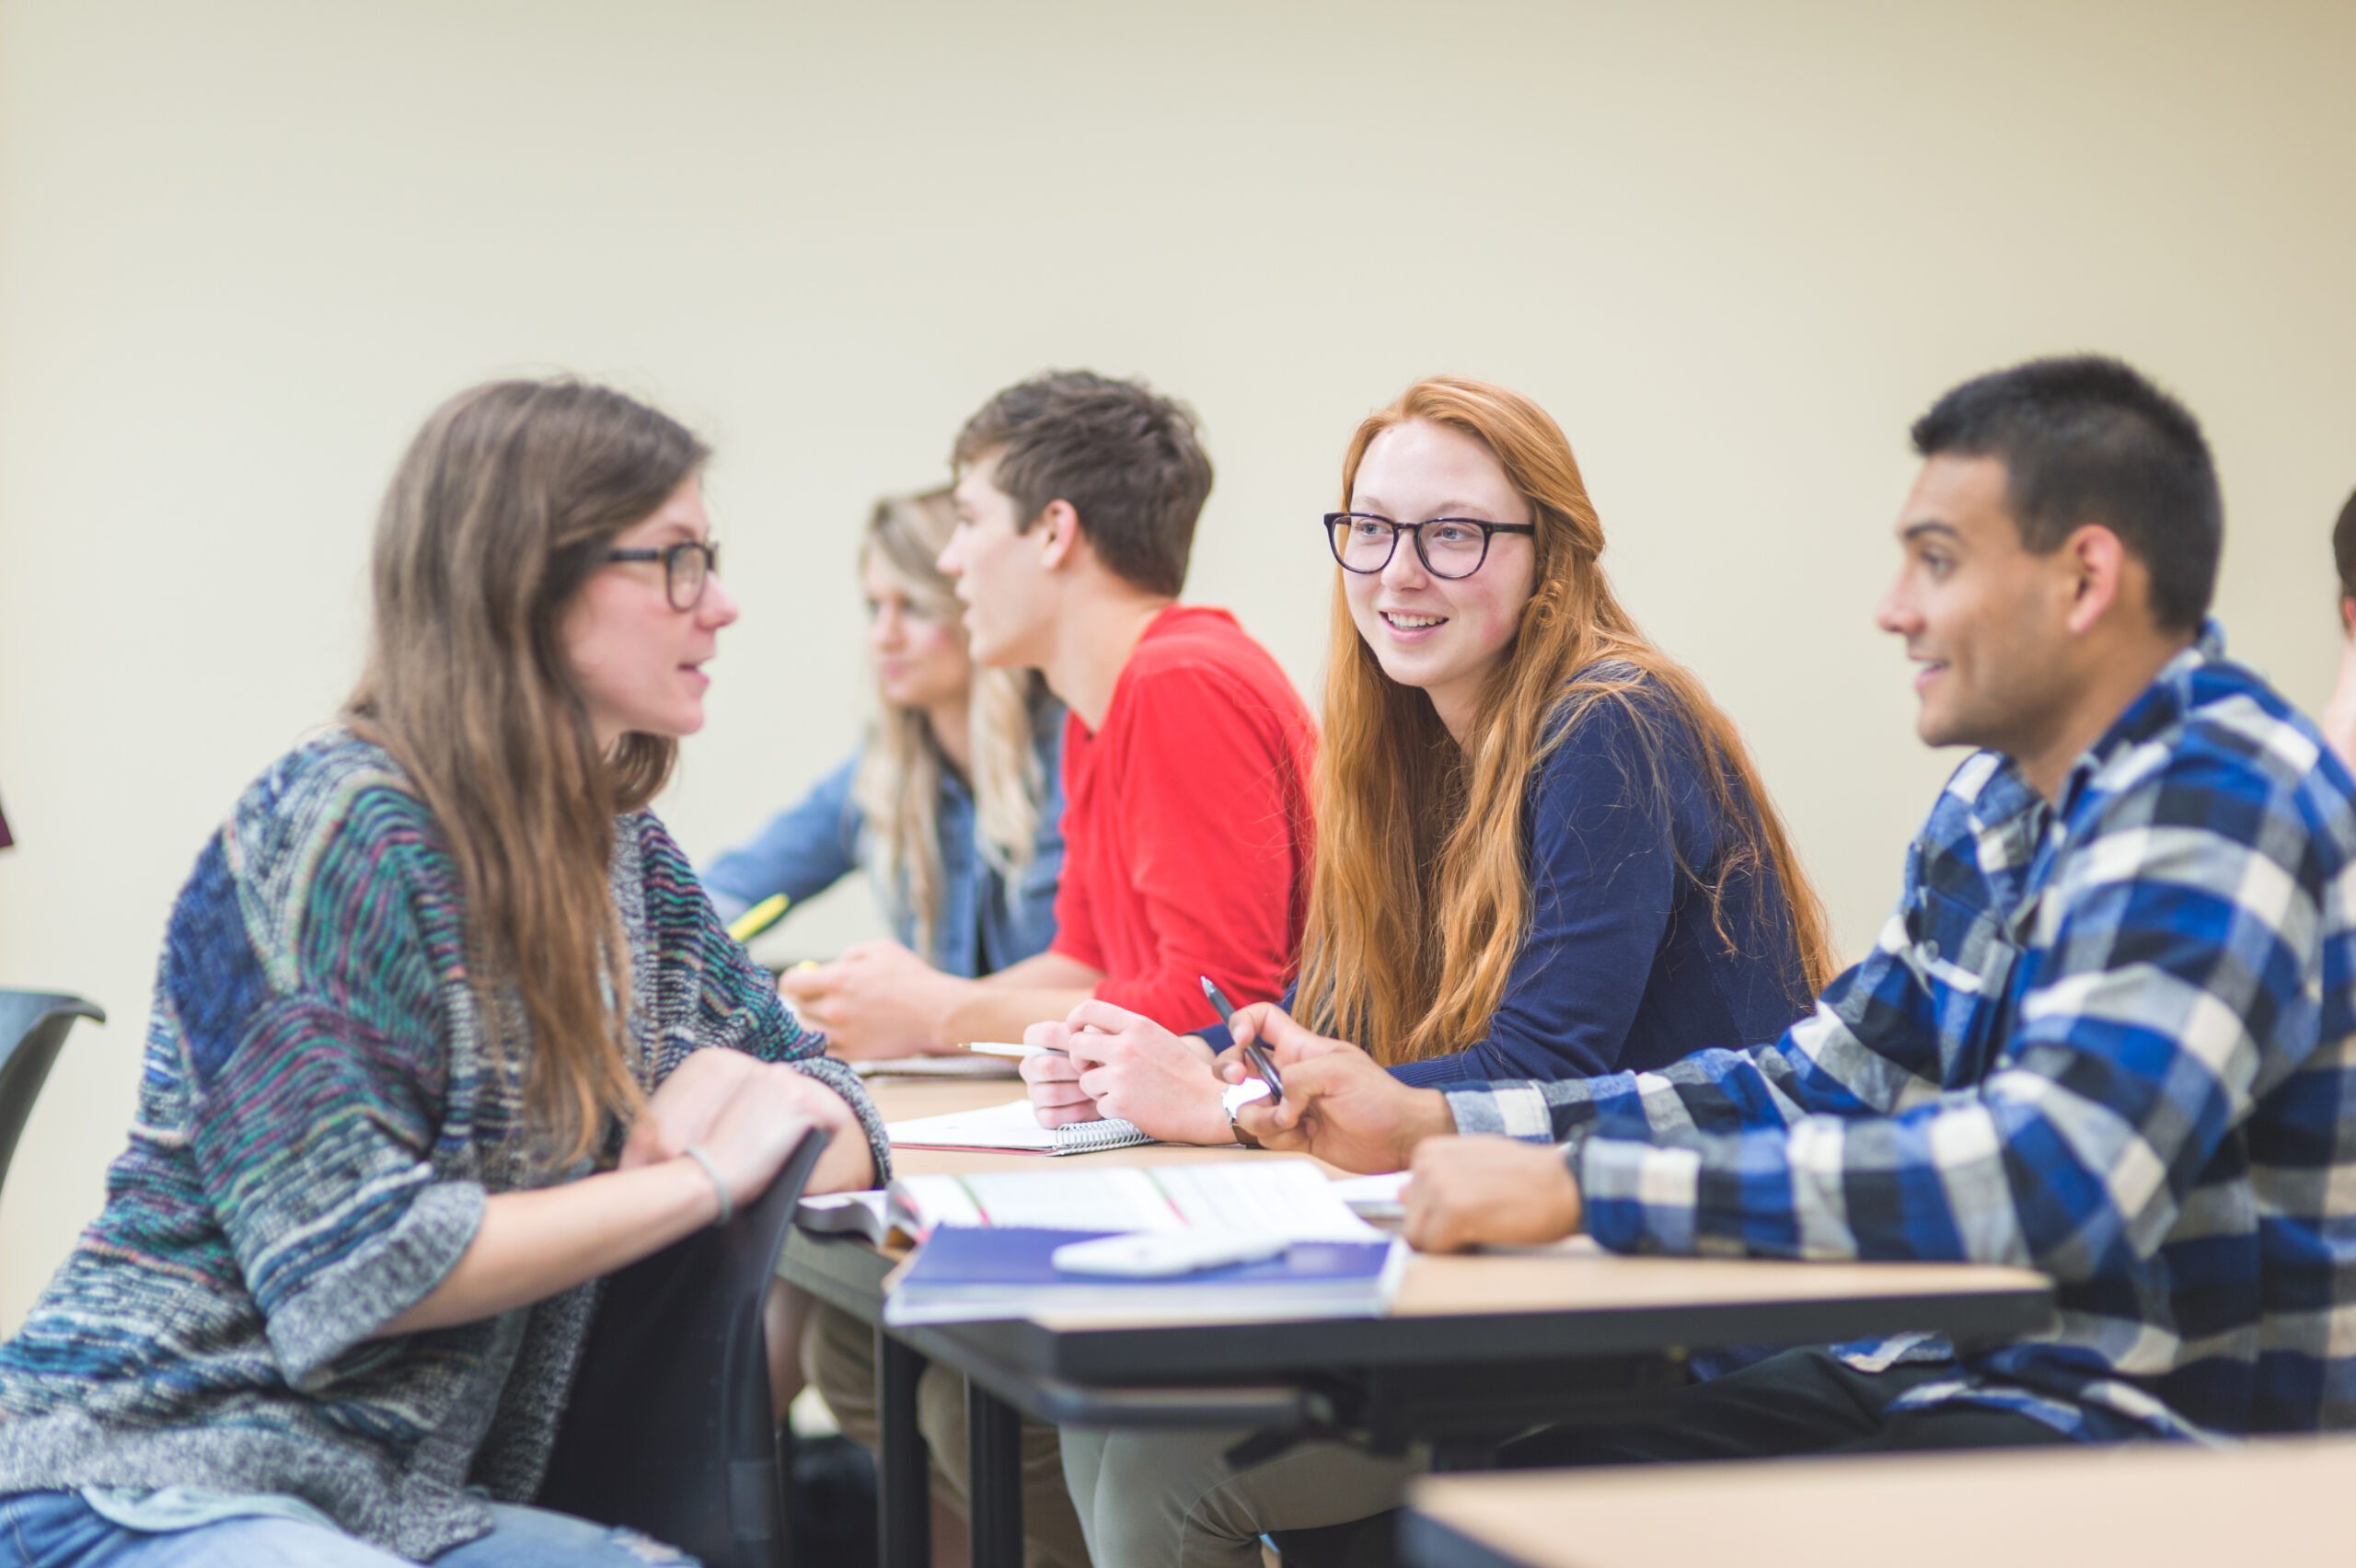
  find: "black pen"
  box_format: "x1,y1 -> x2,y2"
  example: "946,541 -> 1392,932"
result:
1199,976 -> 1284,1103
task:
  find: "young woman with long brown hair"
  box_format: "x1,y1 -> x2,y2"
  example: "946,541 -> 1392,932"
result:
0,380 -> 885,1567
1022,374 -> 1832,1149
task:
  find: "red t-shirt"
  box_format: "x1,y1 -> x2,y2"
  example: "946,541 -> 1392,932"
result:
1051,605 -> 1318,1032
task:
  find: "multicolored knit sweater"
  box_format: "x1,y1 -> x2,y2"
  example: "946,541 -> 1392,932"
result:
0,732 -> 890,1558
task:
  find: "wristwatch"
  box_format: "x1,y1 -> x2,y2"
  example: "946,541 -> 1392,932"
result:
1221,1078 -> 1273,1148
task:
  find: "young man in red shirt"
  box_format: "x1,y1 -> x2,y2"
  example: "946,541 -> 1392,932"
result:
784,369 -> 1317,1053
789,370 -> 1316,1568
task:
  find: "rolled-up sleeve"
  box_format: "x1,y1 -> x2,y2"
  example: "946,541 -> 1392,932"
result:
173,825 -> 481,1389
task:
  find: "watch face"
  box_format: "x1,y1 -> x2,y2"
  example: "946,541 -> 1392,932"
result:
1220,1077 -> 1274,1115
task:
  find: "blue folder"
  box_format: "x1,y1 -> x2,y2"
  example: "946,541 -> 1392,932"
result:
884,1227 -> 1403,1326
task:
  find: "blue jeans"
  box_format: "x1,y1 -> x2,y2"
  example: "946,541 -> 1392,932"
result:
0,1492 -> 698,1567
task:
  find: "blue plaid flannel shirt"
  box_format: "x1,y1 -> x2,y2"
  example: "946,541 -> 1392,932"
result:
1446,623 -> 2356,1440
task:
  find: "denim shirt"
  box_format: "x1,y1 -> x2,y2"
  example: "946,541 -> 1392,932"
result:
700,718 -> 1066,979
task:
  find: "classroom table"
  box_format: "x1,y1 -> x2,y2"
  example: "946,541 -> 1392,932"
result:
787,1077 -> 2057,1568
1398,1433 -> 2356,1568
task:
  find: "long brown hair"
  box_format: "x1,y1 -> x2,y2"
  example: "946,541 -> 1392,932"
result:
346,378 -> 708,1165
1292,375 -> 1835,1065
851,488 -> 1052,958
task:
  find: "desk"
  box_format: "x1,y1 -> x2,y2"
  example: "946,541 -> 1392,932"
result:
1399,1435 -> 2356,1568
788,1080 -> 2055,1568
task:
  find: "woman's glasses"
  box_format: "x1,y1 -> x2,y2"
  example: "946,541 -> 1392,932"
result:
606,540 -> 720,610
1323,513 -> 1534,580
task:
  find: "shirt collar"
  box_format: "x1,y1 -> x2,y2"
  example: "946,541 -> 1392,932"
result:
2051,617 -> 2225,819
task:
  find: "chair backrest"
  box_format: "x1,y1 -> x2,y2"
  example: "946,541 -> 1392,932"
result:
0,990 -> 105,1199
538,1121 -> 833,1568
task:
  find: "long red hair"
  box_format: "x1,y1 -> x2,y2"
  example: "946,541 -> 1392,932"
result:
1291,375 -> 1834,1063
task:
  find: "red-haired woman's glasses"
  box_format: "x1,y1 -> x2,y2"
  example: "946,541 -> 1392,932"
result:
606,540 -> 720,610
1323,513 -> 1534,580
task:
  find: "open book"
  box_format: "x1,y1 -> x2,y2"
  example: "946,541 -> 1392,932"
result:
870,1159 -> 1399,1325
884,1096 -> 1153,1156
796,1159 -> 1387,1249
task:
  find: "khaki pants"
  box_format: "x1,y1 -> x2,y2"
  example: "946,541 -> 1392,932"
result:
1059,1427 -> 1425,1568
805,1299 -> 1092,1568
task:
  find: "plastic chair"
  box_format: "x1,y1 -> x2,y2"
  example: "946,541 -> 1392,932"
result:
0,990 -> 105,1199
540,1124 -> 834,1568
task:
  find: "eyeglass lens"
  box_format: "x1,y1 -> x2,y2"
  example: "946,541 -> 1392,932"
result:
664,543 -> 712,610
1330,516 -> 1491,579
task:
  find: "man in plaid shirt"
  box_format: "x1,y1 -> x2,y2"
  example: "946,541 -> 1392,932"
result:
1230,355 -> 2356,1457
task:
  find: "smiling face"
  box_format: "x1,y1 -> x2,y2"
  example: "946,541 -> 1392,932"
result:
862,549 -> 972,713
1342,419 -> 1539,741
939,449 -> 1057,668
561,476 -> 737,749
1877,455 -> 2079,758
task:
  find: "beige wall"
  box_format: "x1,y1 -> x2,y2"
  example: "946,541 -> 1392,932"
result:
2,0 -> 2350,1325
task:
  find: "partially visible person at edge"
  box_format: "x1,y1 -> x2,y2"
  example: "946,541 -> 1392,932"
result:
699,486 -> 1067,1056
2317,485 -> 2356,770
1021,374 -> 1834,1157
1201,355 -> 2356,1566
1046,375 -> 1837,1562
0,380 -> 887,1568
792,370 -> 1317,1568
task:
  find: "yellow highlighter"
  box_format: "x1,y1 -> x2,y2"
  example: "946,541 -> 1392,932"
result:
726,893 -> 791,944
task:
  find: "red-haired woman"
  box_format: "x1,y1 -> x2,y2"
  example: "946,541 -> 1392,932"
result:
1022,375 -> 1831,1140
1042,375 -> 1835,1565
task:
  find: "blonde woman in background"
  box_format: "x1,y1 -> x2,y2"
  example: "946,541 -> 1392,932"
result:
703,488 -> 1066,1057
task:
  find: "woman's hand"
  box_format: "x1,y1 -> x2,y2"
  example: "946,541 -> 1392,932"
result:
780,940 -> 966,1058
1216,1006 -> 1456,1172
1402,1136 -> 1583,1252
619,1045 -> 759,1170
1035,999 -> 1231,1145
629,1048 -> 876,1196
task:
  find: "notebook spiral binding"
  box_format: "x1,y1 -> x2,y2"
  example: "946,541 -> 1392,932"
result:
1052,1117 -> 1154,1153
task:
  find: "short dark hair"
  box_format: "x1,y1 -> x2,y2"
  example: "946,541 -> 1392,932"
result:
1910,355 -> 2222,632
2333,487 -> 2356,604
953,370 -> 1214,597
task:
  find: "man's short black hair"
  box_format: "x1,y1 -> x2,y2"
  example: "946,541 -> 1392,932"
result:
953,370 -> 1214,598
2332,487 -> 2356,605
1910,355 -> 2222,632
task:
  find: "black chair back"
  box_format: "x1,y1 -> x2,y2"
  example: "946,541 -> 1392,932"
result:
540,1122 -> 833,1568
0,990 -> 104,1198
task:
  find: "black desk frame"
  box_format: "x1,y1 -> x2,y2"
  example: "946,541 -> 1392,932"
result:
778,1228 -> 2054,1568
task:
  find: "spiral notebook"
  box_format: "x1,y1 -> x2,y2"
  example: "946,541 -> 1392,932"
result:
884,1097 -> 1154,1156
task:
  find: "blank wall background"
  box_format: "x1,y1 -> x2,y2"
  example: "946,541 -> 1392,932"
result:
3,0 -> 2350,1323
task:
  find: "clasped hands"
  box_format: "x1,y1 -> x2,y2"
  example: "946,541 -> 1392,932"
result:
1018,996 -> 1586,1252
618,1045 -> 877,1203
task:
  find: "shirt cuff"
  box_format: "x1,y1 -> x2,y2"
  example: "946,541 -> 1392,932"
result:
1441,1081 -> 1554,1140
266,1178 -> 487,1389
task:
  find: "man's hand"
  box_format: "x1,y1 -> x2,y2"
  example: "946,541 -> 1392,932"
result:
779,940 -> 967,1059
1402,1136 -> 1583,1252
1028,1000 -> 1230,1145
1215,1006 -> 1455,1172
1019,1018 -> 1101,1127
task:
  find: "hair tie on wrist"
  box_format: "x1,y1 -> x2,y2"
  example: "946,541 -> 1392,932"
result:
682,1144 -> 732,1228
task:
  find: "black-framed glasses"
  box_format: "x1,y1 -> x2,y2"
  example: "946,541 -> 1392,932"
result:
1323,513 -> 1534,580
606,540 -> 720,610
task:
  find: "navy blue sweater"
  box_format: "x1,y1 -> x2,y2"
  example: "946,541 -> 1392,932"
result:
1210,675 -> 1814,1085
